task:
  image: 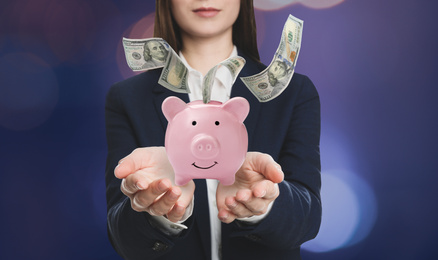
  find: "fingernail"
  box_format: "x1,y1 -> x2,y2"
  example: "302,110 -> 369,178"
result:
175,204 -> 183,211
228,201 -> 237,208
136,182 -> 145,190
240,193 -> 249,202
220,213 -> 228,222
158,181 -> 169,192
169,189 -> 180,200
257,190 -> 266,198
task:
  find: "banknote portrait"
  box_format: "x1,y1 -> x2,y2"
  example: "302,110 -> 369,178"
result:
142,39 -> 169,69
268,59 -> 293,97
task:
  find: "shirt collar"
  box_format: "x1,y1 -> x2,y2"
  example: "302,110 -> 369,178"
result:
179,46 -> 238,92
179,46 -> 238,72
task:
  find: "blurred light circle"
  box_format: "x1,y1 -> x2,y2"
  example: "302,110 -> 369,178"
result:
300,0 -> 345,9
0,53 -> 58,131
127,12 -> 156,39
304,173 -> 359,252
43,0 -> 96,63
254,0 -> 344,10
117,12 -> 155,79
341,170 -> 378,246
254,0 -> 298,10
5,0 -> 97,64
302,170 -> 377,252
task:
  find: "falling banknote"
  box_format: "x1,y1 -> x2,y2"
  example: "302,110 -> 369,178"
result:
158,48 -> 191,93
122,37 -> 170,71
240,14 -> 303,102
202,56 -> 246,103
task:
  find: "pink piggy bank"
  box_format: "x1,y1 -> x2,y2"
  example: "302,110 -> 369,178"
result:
162,96 -> 250,186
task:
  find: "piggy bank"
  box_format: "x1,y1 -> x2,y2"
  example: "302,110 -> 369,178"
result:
162,96 -> 250,186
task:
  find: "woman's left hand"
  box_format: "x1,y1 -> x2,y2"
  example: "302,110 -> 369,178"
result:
216,152 -> 284,223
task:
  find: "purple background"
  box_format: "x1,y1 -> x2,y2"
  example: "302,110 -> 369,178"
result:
1,0 -> 437,259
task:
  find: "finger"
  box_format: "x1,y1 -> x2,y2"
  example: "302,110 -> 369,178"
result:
115,149 -> 143,179
121,171 -> 149,196
166,182 -> 195,222
166,202 -> 186,222
250,152 -> 284,183
148,186 -> 181,216
218,208 -> 237,224
131,179 -> 171,212
235,189 -> 269,215
115,147 -> 164,179
178,181 -> 196,206
225,196 -> 254,218
252,180 -> 279,200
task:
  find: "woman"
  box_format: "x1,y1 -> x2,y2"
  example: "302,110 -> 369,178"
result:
105,0 -> 321,259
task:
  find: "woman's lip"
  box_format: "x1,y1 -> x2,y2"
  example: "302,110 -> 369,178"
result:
193,7 -> 220,18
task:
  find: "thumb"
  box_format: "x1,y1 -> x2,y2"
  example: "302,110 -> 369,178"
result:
251,152 -> 284,183
114,158 -> 134,179
114,148 -> 155,179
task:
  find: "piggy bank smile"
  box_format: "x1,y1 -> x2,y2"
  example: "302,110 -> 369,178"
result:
192,161 -> 218,170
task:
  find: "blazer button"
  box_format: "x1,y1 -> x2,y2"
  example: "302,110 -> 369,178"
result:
245,234 -> 261,242
152,241 -> 169,252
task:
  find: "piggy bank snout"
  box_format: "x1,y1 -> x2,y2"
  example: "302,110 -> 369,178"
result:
191,134 -> 220,160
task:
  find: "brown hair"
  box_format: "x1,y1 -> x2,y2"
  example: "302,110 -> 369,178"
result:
154,0 -> 260,63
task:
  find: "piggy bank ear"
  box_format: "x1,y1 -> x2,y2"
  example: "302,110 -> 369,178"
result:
162,96 -> 187,121
222,97 -> 250,123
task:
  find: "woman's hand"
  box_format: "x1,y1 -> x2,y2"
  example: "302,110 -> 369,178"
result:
114,147 -> 195,223
216,152 -> 284,223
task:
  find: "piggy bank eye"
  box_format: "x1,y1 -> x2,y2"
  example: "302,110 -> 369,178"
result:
215,121 -> 220,126
192,121 -> 197,126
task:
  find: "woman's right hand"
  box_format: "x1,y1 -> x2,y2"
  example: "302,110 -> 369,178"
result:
114,147 -> 195,223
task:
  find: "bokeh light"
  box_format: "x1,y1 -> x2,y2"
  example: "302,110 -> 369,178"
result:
254,0 -> 345,10
302,122 -> 378,252
117,12 -> 156,79
302,170 -> 377,252
2,0 -> 98,65
300,0 -> 345,9
43,0 -> 96,63
254,0 -> 299,11
0,52 -> 58,131
303,172 -> 360,252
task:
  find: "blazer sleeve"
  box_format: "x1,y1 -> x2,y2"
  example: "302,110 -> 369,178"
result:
104,82 -> 194,260
229,75 -> 322,250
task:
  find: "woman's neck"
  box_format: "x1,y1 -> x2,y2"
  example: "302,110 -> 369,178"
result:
180,32 -> 234,75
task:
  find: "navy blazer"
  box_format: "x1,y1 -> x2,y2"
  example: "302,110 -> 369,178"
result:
105,53 -> 321,260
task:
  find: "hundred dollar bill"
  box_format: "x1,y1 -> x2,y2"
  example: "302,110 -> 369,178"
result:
240,14 -> 303,102
122,37 -> 170,71
202,56 -> 246,103
202,66 -> 219,103
158,48 -> 191,93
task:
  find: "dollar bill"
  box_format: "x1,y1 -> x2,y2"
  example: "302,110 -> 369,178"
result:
240,14 -> 303,102
122,37 -> 170,71
202,66 -> 219,103
220,56 -> 246,80
158,48 -> 191,93
202,56 -> 246,103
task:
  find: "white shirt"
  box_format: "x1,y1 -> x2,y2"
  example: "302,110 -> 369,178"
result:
151,46 -> 273,260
